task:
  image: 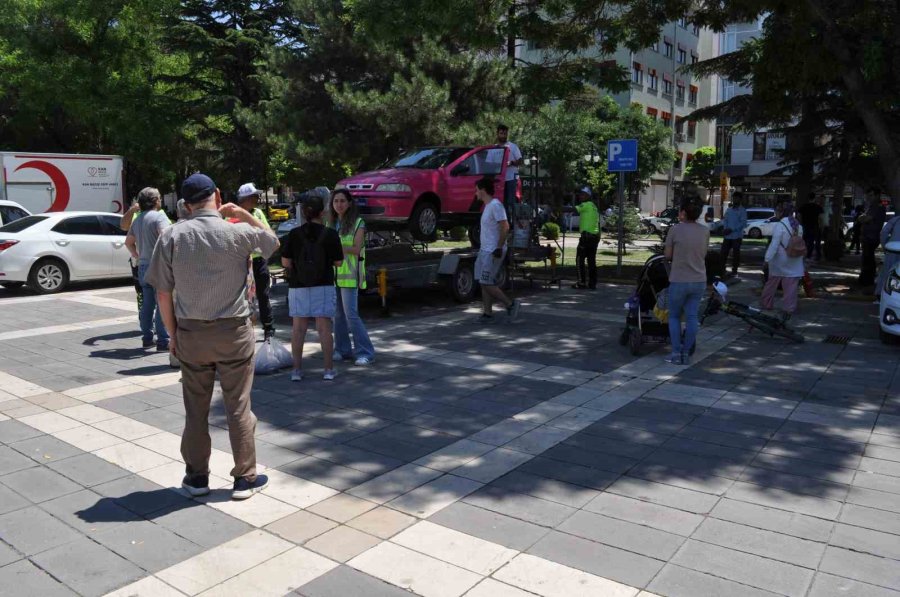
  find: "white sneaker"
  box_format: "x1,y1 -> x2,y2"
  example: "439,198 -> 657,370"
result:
291,369 -> 303,382
354,356 -> 372,366
323,369 -> 336,381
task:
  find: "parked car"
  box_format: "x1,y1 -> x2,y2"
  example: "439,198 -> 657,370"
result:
644,205 -> 716,232
267,203 -> 291,223
880,240 -> 900,344
742,207 -> 778,239
0,212 -> 131,293
0,200 -> 31,227
336,145 -> 513,241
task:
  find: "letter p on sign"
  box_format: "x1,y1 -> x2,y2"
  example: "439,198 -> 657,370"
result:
607,139 -> 638,172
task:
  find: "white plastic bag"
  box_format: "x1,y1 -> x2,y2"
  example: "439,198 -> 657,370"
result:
254,338 -> 292,374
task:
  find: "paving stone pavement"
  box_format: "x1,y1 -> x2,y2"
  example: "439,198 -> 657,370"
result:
0,279 -> 899,597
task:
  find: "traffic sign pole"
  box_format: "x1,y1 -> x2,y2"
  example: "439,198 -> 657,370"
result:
616,172 -> 625,276
607,139 -> 638,278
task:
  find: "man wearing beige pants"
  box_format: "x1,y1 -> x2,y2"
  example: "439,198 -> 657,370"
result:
147,173 -> 278,500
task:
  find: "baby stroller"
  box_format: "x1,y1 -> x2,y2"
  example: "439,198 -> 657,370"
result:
620,254 -> 694,356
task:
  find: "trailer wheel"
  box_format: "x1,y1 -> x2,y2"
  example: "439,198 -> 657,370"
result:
449,263 -> 476,303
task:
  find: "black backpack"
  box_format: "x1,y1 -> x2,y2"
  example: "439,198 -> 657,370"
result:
294,227 -> 328,286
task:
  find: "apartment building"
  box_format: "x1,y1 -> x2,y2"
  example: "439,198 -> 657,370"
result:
715,19 -> 791,207
520,19 -> 717,214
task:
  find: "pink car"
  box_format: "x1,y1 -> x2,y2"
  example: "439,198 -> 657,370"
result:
336,145 -> 513,241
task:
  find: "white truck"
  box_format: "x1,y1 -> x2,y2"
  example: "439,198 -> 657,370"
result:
0,152 -> 125,215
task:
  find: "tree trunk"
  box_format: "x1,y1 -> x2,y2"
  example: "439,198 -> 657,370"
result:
806,0 -> 900,211
824,138 -> 850,260
794,100 -> 817,206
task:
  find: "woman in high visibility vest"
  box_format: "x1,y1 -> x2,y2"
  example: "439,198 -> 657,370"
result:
327,189 -> 376,365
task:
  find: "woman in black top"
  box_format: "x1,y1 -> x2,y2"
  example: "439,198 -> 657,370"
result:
281,196 -> 343,381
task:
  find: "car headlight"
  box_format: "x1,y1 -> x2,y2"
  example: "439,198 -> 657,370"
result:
887,270 -> 900,294
375,183 -> 411,193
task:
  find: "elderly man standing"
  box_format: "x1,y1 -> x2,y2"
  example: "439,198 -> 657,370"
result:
147,173 -> 279,500
125,187 -> 171,351
236,183 -> 275,339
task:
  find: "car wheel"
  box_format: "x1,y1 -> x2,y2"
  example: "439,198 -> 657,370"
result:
880,328 -> 900,345
409,200 -> 439,242
748,227 -> 762,239
28,258 -> 69,294
0,282 -> 25,291
449,263 -> 475,303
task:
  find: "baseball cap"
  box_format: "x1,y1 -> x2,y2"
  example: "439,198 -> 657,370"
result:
181,173 -> 217,204
237,183 -> 262,199
579,186 -> 592,196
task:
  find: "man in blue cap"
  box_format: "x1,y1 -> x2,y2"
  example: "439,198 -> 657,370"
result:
147,173 -> 279,500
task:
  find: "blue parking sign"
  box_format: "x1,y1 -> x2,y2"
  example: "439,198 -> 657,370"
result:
607,139 -> 638,172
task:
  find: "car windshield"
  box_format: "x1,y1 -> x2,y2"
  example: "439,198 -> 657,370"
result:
389,147 -> 470,169
0,215 -> 48,233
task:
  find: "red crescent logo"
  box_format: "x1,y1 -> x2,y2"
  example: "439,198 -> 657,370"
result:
14,160 -> 71,212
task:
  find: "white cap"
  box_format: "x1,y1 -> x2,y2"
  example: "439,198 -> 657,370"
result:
579,186 -> 592,196
237,183 -> 262,198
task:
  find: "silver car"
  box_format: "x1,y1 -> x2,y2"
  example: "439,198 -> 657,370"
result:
0,211 -> 131,293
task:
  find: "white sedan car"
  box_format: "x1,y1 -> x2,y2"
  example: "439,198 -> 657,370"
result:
880,240 -> 900,344
0,211 -> 132,293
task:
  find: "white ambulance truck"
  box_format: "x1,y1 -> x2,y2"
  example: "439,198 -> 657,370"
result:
0,152 -> 126,214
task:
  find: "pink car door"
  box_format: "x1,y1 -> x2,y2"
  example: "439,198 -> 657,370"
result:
445,146 -> 508,213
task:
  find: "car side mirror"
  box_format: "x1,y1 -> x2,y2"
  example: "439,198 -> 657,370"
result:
451,164 -> 470,176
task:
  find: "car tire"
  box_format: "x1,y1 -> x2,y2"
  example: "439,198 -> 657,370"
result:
449,263 -> 475,303
880,328 -> 900,345
28,258 -> 69,294
0,282 -> 25,291
409,200 -> 439,242
748,227 -> 762,239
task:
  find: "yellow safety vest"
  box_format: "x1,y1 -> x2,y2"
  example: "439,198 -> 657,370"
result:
335,217 -> 366,289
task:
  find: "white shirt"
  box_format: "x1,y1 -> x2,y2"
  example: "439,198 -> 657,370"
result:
504,142 -> 522,181
480,198 -> 508,252
765,217 -> 806,278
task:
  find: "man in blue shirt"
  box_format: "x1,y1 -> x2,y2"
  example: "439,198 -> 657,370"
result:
720,191 -> 748,277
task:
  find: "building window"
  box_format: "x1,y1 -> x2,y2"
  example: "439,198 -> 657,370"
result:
688,121 -> 697,139
674,152 -> 683,171
676,82 -> 685,101
753,132 -> 767,161
766,133 -> 786,160
664,41 -> 673,57
663,79 -> 673,95
688,85 -> 698,104
677,48 -> 687,64
677,17 -> 687,27
631,62 -> 643,85
692,24 -> 700,36
648,72 -> 659,91
662,111 -> 672,127
646,107 -> 658,120
651,40 -> 659,52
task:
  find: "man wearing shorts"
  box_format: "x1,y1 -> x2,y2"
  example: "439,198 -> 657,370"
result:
280,195 -> 344,381
474,177 -> 521,323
